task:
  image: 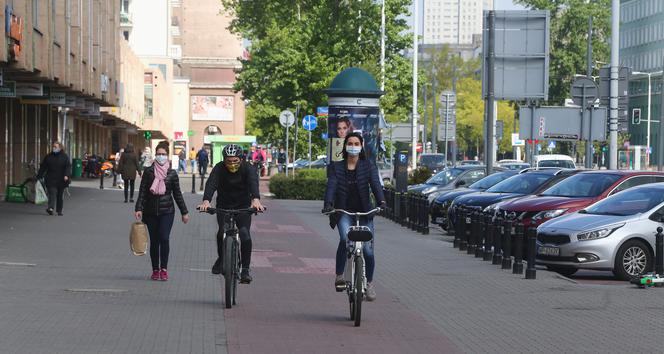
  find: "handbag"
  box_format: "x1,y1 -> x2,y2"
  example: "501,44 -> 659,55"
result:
129,222 -> 149,256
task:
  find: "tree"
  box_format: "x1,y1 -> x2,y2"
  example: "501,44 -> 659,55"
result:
221,0 -> 414,156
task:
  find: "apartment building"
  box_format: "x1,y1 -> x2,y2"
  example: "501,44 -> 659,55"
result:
423,0 -> 493,45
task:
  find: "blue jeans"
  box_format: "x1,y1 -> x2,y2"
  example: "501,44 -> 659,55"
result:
336,214 -> 375,282
190,160 -> 196,173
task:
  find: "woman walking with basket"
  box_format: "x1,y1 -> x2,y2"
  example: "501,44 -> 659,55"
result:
135,141 -> 189,281
118,144 -> 141,203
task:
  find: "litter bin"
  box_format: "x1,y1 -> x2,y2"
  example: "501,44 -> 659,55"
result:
72,158 -> 83,178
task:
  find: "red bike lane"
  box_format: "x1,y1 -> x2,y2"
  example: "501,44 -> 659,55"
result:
223,200 -> 460,354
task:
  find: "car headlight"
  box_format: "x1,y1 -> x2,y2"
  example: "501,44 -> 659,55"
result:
532,209 -> 568,221
422,186 -> 437,194
577,224 -> 624,241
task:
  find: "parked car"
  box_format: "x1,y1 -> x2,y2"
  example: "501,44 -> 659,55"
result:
308,157 -> 328,169
448,169 -> 579,230
495,171 -> 664,229
537,183 -> 664,280
408,165 -> 489,196
459,160 -> 482,166
532,154 -> 576,169
499,162 -> 531,171
418,153 -> 446,173
430,170 -> 518,231
287,158 -> 310,169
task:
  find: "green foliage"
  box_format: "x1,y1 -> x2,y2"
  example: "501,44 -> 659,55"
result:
269,172 -> 326,200
515,0 -> 611,105
408,167 -> 432,185
220,0 -> 414,152
296,169 -> 326,179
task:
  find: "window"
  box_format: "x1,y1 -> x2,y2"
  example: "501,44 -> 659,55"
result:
123,31 -> 130,41
460,170 -> 485,185
611,176 -> 655,194
32,0 -> 41,31
144,85 -> 153,118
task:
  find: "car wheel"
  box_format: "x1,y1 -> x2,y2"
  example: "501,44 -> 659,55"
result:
546,266 -> 577,277
613,239 -> 653,281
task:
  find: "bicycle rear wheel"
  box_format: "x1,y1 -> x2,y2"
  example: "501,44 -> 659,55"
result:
223,236 -> 237,309
353,256 -> 364,327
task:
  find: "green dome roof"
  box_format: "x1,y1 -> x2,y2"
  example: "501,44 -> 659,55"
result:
325,68 -> 384,98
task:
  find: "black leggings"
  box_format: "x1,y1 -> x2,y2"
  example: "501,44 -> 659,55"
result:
124,179 -> 135,201
144,213 -> 175,270
216,213 -> 252,269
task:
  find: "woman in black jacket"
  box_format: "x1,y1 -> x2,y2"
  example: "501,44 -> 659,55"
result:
37,142 -> 72,216
323,132 -> 385,301
118,143 -> 141,203
135,141 -> 189,281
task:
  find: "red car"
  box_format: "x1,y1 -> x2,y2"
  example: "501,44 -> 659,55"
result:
494,171 -> 664,228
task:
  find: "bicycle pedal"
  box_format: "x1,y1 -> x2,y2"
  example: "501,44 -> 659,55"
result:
335,284 -> 346,292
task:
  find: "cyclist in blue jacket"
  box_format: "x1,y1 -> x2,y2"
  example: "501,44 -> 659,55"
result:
323,132 -> 385,301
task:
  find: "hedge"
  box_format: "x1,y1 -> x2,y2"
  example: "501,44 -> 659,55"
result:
269,169 -> 327,200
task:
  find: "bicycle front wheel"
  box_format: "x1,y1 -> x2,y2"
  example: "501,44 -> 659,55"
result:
353,256 -> 364,327
223,236 -> 237,309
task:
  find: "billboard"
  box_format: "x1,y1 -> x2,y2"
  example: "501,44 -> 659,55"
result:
327,106 -> 380,162
191,95 -> 234,121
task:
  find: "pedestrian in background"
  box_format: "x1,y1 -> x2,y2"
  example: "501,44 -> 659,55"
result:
277,147 -> 286,173
37,142 -> 72,216
115,148 -> 125,190
178,149 -> 186,173
118,143 -> 141,203
135,141 -> 189,281
189,147 -> 197,174
141,147 -> 153,171
196,147 -> 209,177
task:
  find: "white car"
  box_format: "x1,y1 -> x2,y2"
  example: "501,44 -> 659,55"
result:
532,154 -> 576,169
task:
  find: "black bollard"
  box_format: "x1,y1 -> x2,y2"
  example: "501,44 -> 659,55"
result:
99,170 -> 104,189
467,210 -> 477,255
453,208 -> 462,248
483,214 -> 494,261
422,195 -> 430,235
656,227 -> 664,274
112,169 -> 117,187
502,220 -> 513,269
525,227 -> 537,279
512,223 -> 524,274
492,217 -> 503,265
475,212 -> 485,258
191,173 -> 196,194
199,173 -> 205,191
459,209 -> 468,251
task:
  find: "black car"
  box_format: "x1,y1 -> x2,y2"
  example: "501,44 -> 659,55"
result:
447,169 -> 579,230
408,165 -> 493,197
430,171 -> 518,230
418,153 -> 446,173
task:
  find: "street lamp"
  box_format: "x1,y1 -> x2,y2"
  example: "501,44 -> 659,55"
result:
632,70 -> 663,167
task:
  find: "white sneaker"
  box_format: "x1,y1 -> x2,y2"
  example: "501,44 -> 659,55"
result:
365,282 -> 376,301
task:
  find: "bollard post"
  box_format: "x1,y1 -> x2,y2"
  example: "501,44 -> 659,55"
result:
199,173 -> 205,191
483,213 -> 493,261
656,227 -> 664,274
502,219 -> 513,269
475,212 -> 485,258
453,208 -> 462,248
492,216 -> 503,265
512,222 -> 524,274
112,169 -> 117,187
467,210 -> 477,255
459,208 -> 468,251
191,173 -> 196,194
525,227 -> 537,279
99,170 -> 104,189
422,195 -> 430,235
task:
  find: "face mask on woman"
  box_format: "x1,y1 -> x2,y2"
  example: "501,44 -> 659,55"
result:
346,146 -> 362,156
155,155 -> 169,165
52,148 -> 61,154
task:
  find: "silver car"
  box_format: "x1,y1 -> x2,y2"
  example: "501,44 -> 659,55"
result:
537,183 -> 664,280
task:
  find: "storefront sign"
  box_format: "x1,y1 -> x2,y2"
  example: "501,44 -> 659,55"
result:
16,83 -> 43,97
49,92 -> 66,105
0,81 -> 16,97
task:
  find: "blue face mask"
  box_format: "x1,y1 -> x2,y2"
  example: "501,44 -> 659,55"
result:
155,155 -> 168,165
346,146 -> 362,156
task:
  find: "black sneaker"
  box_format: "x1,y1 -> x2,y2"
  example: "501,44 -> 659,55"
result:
130,199 -> 134,203
46,208 -> 54,215
335,275 -> 346,292
57,212 -> 63,216
211,258 -> 223,275
240,269 -> 252,284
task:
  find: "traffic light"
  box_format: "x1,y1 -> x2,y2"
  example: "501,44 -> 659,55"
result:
601,144 -> 607,152
143,131 -> 152,140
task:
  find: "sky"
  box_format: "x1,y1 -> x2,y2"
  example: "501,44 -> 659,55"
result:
406,0 -> 526,31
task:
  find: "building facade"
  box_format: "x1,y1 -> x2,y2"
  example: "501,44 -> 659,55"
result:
423,0 -> 493,45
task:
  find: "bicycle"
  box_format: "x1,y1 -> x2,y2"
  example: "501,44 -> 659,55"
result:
324,207 -> 381,327
198,207 -> 263,308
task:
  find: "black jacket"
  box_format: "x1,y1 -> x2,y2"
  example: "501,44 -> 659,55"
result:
135,166 -> 188,216
324,160 -> 385,228
203,161 -> 260,208
37,152 -> 72,188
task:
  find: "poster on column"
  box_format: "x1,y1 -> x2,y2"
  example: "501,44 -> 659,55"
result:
327,105 -> 380,162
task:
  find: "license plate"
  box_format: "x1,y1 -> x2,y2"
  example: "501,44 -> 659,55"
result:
538,246 -> 560,256
435,217 -> 446,223
465,217 -> 471,224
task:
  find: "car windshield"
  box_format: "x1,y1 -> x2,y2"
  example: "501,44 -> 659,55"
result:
426,168 -> 463,185
585,186 -> 664,216
538,160 -> 575,169
486,173 -> 553,194
469,172 -> 514,190
420,155 -> 445,167
503,164 -> 529,171
541,173 -> 621,198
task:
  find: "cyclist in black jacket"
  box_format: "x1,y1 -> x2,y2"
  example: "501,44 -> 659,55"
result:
197,144 -> 265,283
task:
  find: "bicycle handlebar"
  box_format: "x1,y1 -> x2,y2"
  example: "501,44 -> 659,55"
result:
323,208 -> 381,217
197,207 -> 265,215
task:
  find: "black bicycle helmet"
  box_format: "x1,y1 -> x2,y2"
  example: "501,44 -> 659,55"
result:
223,144 -> 243,159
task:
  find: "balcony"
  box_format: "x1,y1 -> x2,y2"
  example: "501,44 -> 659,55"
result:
120,12 -> 133,27
169,45 -> 182,60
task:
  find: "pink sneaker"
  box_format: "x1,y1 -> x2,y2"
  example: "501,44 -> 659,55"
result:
151,270 -> 160,281
160,269 -> 168,281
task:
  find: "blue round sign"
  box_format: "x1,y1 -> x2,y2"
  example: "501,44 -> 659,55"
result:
302,115 -> 317,131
